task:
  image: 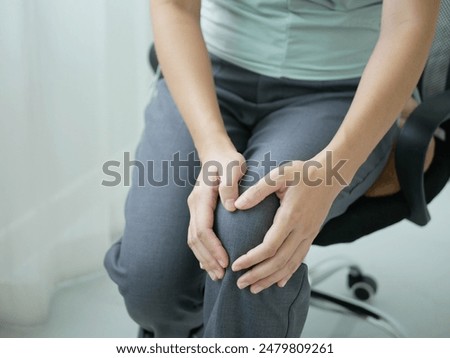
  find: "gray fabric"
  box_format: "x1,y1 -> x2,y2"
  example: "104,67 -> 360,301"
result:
104,54 -> 397,338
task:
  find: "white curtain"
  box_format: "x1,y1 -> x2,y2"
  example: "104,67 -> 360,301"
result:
0,0 -> 153,325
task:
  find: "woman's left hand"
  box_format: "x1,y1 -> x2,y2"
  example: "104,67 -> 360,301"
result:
232,158 -> 346,294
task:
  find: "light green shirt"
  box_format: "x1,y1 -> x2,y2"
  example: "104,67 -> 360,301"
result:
201,0 -> 382,80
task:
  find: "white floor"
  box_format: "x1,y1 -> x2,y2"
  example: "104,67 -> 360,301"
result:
1,186 -> 449,338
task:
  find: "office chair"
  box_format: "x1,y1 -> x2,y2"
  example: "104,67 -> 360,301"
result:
147,0 -> 450,337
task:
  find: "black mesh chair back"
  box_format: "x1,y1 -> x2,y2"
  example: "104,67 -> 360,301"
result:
421,0 -> 450,98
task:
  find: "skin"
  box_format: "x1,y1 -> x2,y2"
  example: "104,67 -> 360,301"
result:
150,0 -> 441,291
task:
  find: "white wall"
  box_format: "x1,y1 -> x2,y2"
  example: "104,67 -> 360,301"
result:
0,0 -> 153,325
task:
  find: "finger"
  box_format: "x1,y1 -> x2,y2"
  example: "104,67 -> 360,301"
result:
195,200 -> 229,269
189,238 -> 224,280
188,225 -> 224,280
189,177 -> 229,269
196,227 -> 229,270
236,230 -> 299,289
277,274 -> 293,288
219,160 -> 246,212
234,166 -> 286,210
249,238 -> 311,294
232,206 -> 291,271
251,266 -> 290,294
188,225 -> 209,273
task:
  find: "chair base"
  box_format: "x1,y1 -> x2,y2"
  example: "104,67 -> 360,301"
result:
309,257 -> 407,337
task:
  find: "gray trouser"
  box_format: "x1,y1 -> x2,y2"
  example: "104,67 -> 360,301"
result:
104,54 -> 397,338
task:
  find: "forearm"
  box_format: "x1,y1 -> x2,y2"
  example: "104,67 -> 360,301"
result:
150,1 -> 235,161
320,0 -> 440,184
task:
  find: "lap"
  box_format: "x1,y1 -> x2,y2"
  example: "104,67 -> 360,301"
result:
110,67 -> 396,277
214,88 -> 396,256
106,78 -> 249,286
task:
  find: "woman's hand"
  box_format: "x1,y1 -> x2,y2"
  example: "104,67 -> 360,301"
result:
187,148 -> 246,281
232,158 -> 346,294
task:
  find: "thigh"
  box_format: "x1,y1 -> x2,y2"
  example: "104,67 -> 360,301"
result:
107,80 -> 204,293
106,77 -> 250,292
251,83 -> 397,223
213,90 -> 358,259
245,91 -> 355,166
233,88 -> 396,248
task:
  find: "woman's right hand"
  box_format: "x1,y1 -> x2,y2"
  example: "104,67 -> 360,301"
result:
187,148 -> 246,280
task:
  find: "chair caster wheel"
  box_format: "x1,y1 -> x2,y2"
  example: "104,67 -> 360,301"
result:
347,266 -> 377,301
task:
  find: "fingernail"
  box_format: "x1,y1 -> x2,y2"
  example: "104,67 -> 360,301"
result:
251,285 -> 263,294
231,262 -> 241,272
215,269 -> 223,280
237,280 -> 248,289
225,199 -> 236,211
218,259 -> 227,268
209,272 -> 217,281
234,197 -> 244,208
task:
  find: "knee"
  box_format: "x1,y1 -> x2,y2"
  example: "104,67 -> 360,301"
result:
214,193 -> 279,262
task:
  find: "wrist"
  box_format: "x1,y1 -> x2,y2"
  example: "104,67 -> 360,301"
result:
196,133 -> 236,162
310,147 -> 361,190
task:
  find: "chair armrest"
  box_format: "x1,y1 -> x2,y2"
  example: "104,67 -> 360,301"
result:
395,90 -> 450,226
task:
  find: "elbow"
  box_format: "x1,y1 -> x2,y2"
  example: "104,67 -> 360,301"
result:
379,1 -> 439,47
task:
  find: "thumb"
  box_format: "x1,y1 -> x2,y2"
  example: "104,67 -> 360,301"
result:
219,160 -> 246,212
235,167 -> 284,210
